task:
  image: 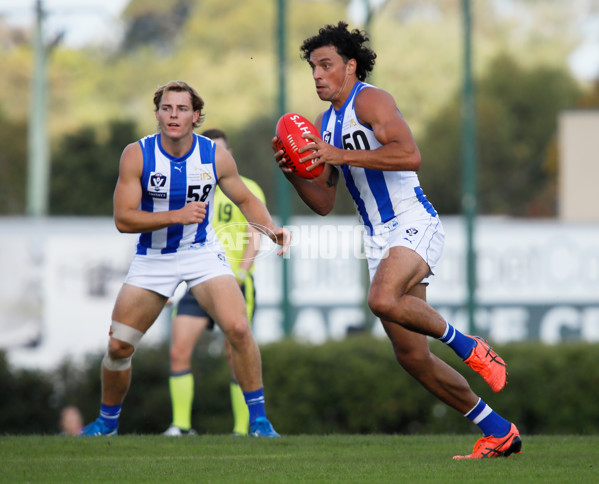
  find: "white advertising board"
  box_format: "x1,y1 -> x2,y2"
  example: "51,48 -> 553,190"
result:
1,216 -> 598,370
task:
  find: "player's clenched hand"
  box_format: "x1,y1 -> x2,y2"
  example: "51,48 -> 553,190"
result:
299,133 -> 344,169
178,201 -> 208,225
271,137 -> 294,175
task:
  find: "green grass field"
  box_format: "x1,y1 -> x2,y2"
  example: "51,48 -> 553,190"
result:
1,434 -> 598,483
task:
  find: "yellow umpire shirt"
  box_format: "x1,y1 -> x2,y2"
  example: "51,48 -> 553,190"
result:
212,176 -> 266,276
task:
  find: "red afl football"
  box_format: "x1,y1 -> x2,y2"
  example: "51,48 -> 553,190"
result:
275,113 -> 324,179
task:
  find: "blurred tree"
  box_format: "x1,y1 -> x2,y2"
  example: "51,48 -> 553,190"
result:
49,120 -> 138,215
0,111 -> 28,214
418,53 -> 581,216
0,0 -> 593,216
0,352 -> 57,434
225,115 -> 278,211
120,0 -> 194,53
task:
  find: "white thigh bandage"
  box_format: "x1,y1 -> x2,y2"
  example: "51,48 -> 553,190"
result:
102,321 -> 144,371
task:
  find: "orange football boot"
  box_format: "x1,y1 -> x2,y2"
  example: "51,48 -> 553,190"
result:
453,423 -> 522,459
463,336 -> 507,392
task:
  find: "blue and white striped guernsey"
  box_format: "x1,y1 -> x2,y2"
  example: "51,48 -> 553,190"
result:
320,81 -> 437,235
136,133 -> 219,254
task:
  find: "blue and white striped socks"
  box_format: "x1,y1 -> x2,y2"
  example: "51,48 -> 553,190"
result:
465,398 -> 511,437
99,403 -> 121,431
243,388 -> 266,425
437,322 -> 476,360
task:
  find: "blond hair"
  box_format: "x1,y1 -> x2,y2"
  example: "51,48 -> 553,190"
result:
153,80 -> 205,128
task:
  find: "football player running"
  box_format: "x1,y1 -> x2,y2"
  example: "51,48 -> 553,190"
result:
272,22 -> 521,459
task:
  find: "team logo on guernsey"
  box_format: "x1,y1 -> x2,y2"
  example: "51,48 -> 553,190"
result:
343,118 -> 357,130
190,169 -> 213,182
406,228 -> 419,236
148,172 -> 167,199
323,131 -> 331,143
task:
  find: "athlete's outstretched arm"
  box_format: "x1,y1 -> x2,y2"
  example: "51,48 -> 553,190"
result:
216,145 -> 291,255
113,142 -> 207,233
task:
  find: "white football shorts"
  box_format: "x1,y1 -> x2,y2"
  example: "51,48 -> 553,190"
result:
364,199 -> 445,285
124,243 -> 234,297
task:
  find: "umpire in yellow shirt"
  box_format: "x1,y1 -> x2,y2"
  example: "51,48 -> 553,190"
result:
164,128 -> 266,436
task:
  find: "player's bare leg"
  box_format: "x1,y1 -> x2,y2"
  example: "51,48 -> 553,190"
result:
225,337 -> 251,435
101,366 -> 132,406
104,285 -> 167,400
191,276 -> 263,392
370,248 -> 517,455
368,247 -> 447,337
368,247 -> 506,392
170,315 -> 210,373
381,313 -> 478,415
191,276 -> 278,437
80,284 -> 167,436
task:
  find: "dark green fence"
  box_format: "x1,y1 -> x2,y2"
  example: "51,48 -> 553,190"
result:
1,336 -> 597,435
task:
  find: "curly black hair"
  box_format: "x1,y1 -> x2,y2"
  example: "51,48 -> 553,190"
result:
300,21 -> 376,82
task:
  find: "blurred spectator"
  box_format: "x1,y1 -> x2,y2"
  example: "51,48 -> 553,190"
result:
59,406 -> 83,436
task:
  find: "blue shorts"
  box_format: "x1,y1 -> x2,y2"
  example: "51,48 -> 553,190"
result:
176,275 -> 256,330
